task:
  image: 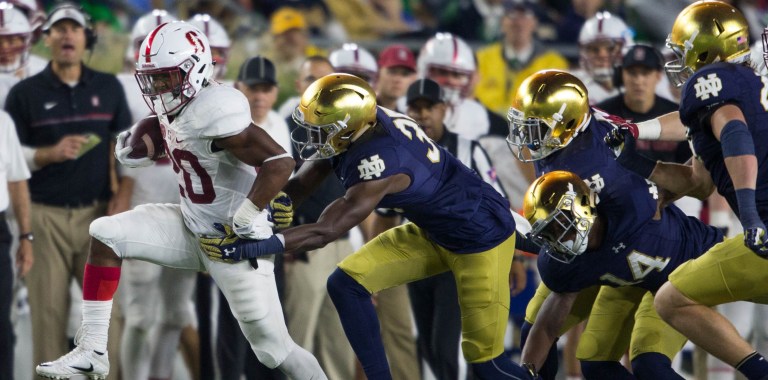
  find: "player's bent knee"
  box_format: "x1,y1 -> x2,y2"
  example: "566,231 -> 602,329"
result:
89,216 -> 126,257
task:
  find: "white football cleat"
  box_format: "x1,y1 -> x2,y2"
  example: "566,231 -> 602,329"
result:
35,346 -> 109,380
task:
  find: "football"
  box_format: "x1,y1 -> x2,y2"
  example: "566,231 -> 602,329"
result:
127,115 -> 166,160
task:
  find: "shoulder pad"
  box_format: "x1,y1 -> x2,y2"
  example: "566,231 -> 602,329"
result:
175,84 -> 252,140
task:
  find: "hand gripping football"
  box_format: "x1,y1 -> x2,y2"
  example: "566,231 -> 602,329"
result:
127,115 -> 166,160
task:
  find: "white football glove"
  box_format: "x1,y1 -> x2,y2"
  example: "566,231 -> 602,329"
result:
115,130 -> 153,168
232,198 -> 275,239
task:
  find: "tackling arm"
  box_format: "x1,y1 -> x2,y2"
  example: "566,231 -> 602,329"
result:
648,158 -> 715,201
282,158 -> 335,208
282,173 -> 411,254
520,291 -> 579,373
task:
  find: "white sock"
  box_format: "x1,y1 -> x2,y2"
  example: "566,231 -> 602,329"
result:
81,300 -> 112,352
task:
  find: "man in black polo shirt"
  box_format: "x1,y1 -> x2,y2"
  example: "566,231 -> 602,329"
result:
4,4 -> 130,374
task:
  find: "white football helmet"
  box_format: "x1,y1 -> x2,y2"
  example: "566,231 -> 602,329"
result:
417,32 -> 476,103
8,0 -> 43,42
0,2 -> 32,73
126,9 -> 178,65
188,13 -> 230,78
135,21 -> 214,116
329,43 -> 378,85
578,12 -> 634,83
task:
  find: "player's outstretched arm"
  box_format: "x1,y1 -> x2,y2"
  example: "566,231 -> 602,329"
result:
282,173 -> 410,254
520,291 -> 578,373
283,158 -> 334,208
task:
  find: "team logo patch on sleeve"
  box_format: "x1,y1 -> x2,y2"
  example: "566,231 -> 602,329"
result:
694,73 -> 722,100
358,154 -> 386,180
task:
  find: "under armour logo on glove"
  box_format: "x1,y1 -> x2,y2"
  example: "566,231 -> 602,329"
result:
199,223 -> 285,263
744,226 -> 768,258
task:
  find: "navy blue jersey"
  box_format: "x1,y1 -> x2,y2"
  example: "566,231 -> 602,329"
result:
533,111 -> 722,292
538,205 -> 723,292
332,107 -> 515,253
679,62 -> 768,222
535,112 -> 660,244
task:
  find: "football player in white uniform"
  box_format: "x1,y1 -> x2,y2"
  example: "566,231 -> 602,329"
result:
113,9 -> 203,380
188,13 -> 230,81
36,21 -> 327,380
571,11 -> 634,104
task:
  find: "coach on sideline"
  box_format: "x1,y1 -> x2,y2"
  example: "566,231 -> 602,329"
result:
4,4 -> 130,377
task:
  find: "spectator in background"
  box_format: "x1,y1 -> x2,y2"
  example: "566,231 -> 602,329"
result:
439,0 -> 505,43
0,1 -> 47,106
375,44 -> 417,111
277,55 -> 333,119
556,0 -> 603,44
0,109 -> 31,380
475,1 -> 569,116
324,0 -> 414,40
189,13 -> 232,80
329,43 -> 378,86
217,55 -> 293,380
263,7 -> 325,107
596,44 -> 686,164
572,11 -> 634,104
283,55 -> 357,380
5,4 -> 131,378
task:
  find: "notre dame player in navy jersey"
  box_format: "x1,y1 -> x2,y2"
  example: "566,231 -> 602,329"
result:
605,2 -> 768,378
507,69 -> 725,380
198,74 -> 535,380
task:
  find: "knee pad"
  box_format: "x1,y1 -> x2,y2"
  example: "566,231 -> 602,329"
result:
631,352 -> 683,380
89,216 -> 125,256
216,267 -> 272,322
123,303 -> 156,330
581,360 -> 634,380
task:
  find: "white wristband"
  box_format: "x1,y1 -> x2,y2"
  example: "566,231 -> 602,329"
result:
263,152 -> 292,163
233,198 -> 261,226
637,119 -> 662,140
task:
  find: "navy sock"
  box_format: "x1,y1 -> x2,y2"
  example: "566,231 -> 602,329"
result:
520,321 -> 559,380
326,269 -> 391,380
471,353 -> 534,379
581,360 -> 635,380
631,352 -> 683,380
736,352 -> 768,380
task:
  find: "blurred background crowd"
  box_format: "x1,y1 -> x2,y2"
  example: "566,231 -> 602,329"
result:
5,0 -> 768,380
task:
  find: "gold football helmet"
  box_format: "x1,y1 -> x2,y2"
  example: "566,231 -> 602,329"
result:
666,0 -> 750,88
507,70 -> 591,162
292,73 -> 378,160
523,170 -> 597,263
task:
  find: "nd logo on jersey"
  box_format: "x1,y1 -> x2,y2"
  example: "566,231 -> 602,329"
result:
694,73 -> 722,100
358,154 -> 386,180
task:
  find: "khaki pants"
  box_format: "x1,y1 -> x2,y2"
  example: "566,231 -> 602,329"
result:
26,202 -> 122,380
284,239 -> 356,380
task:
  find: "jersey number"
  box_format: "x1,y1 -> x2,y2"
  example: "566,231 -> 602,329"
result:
383,108 -> 440,163
169,148 -> 215,204
599,250 -> 670,286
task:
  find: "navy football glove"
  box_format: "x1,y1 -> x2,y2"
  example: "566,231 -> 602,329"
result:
200,223 -> 285,262
268,191 -> 294,229
604,127 -> 656,179
744,225 -> 768,257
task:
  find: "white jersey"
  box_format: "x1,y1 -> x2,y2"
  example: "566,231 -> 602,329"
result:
444,98 -> 490,140
159,82 -> 254,235
0,54 -> 47,107
278,96 -> 299,119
